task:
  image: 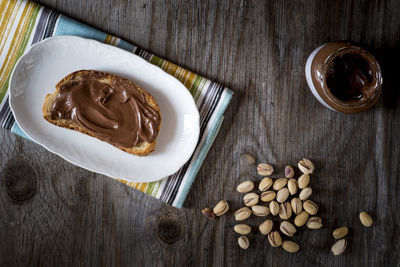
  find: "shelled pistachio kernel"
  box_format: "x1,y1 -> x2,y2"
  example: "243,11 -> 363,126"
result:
331,239 -> 347,256
280,221 -> 297,237
234,224 -> 251,235
269,200 -> 280,216
291,197 -> 302,215
273,178 -> 288,191
243,193 -> 259,206
268,231 -> 282,247
298,173 -> 310,189
276,188 -> 289,203
299,187 -> 312,201
294,211 -> 309,227
236,180 -> 255,193
213,200 -> 229,216
298,158 -> 315,174
259,177 -> 273,191
234,207 -> 252,221
303,200 -> 318,215
306,216 -> 323,229
359,211 -> 373,227
251,205 -> 270,216
202,208 -> 215,219
259,219 -> 273,235
282,240 -> 300,253
238,236 -> 249,249
257,163 -> 274,176
332,226 -> 349,239
279,202 -> 292,220
285,165 -> 295,178
260,191 -> 276,202
288,178 -> 298,195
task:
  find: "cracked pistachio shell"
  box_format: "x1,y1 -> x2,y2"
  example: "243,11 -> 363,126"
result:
234,207 -> 252,221
268,231 -> 282,247
298,158 -> 315,174
269,200 -> 280,216
259,177 -> 273,191
243,193 -> 259,206
257,163 -> 274,176
291,198 -> 303,215
213,200 -> 229,216
288,179 -> 298,195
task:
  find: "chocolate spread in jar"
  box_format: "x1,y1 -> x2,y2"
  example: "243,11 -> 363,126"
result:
49,70 -> 161,148
326,53 -> 374,102
306,41 -> 382,114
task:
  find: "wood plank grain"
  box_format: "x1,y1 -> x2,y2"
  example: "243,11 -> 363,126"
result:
1,0 -> 399,266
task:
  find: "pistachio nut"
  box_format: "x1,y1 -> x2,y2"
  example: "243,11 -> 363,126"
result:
280,221 -> 297,237
257,163 -> 274,176
260,191 -> 276,202
251,205 -> 270,216
306,216 -> 323,229
287,178 -> 298,195
213,200 -> 229,216
273,178 -> 288,191
234,207 -> 252,221
303,200 -> 318,215
294,211 -> 309,227
284,165 -> 295,178
236,180 -> 255,193
359,211 -> 373,227
234,224 -> 252,235
259,177 -> 273,191
259,219 -> 273,235
243,193 -> 259,206
276,188 -> 289,203
269,200 -> 280,216
290,197 -> 303,215
331,239 -> 347,256
268,231 -> 282,247
299,187 -> 312,201
332,226 -> 349,239
238,236 -> 249,249
202,208 -> 215,219
298,158 -> 315,174
298,173 -> 310,189
279,202 -> 293,220
282,240 -> 300,253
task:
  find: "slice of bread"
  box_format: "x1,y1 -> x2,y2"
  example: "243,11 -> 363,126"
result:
43,70 -> 161,156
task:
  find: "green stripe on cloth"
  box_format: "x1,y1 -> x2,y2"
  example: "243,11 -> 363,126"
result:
0,2 -> 40,102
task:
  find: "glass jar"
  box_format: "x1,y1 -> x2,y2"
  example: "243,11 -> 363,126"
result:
305,41 -> 382,114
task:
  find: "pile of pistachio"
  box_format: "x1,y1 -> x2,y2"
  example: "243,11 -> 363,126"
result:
202,158 -> 374,255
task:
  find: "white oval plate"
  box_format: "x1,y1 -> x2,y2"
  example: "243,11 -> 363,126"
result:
9,36 -> 200,182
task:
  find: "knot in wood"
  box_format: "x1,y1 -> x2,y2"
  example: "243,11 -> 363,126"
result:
2,159 -> 38,201
157,217 -> 183,244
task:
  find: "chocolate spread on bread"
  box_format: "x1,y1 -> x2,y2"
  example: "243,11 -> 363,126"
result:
49,71 -> 161,148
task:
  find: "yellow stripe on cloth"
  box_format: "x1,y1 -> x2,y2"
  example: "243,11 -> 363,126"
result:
0,0 -> 22,58
115,179 -> 149,193
0,1 -> 35,91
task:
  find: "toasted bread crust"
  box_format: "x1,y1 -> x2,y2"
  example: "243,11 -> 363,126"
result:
42,70 -> 161,156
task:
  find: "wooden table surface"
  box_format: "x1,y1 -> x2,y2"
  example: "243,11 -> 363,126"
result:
1,0 -> 399,266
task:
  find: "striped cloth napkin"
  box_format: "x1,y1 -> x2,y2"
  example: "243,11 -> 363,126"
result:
0,0 -> 232,208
